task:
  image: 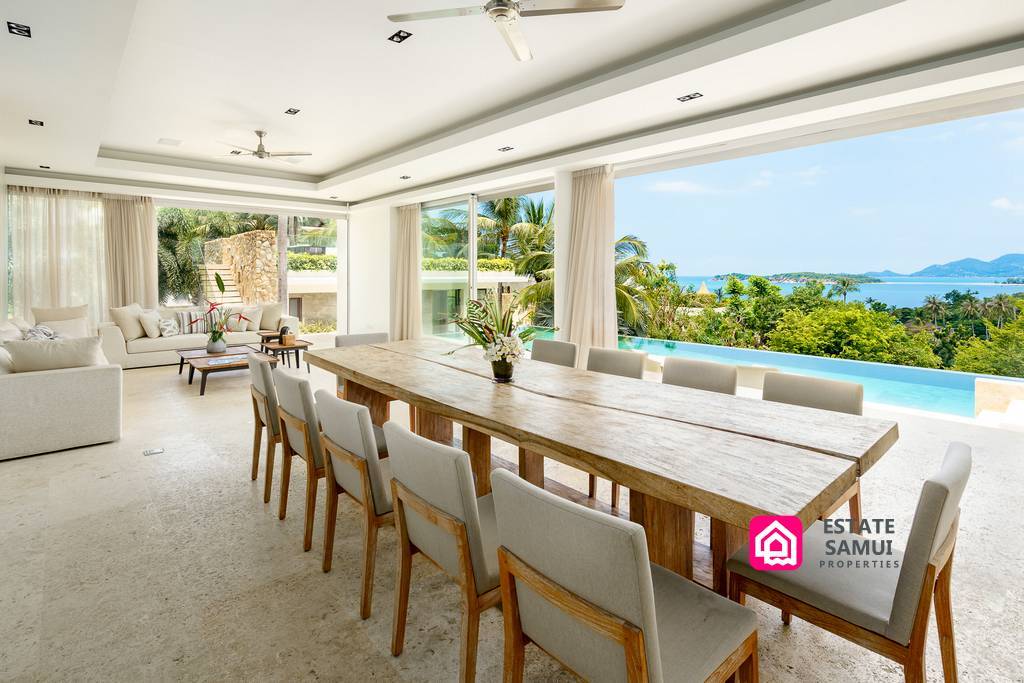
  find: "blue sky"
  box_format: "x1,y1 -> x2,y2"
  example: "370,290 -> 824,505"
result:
614,108 -> 1024,275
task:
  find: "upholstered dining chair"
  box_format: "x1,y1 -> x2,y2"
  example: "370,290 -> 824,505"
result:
530,339 -> 578,368
248,356 -> 282,503
274,369 -> 326,552
335,332 -> 414,431
762,371 -> 865,530
384,422 -> 501,683
728,442 -> 972,683
491,469 -> 759,683
662,357 -> 738,395
585,347 -> 648,509
315,390 -> 394,619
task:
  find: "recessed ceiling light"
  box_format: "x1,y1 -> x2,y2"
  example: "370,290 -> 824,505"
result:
388,30 -> 412,43
498,146 -> 514,152
157,137 -> 181,146
399,175 -> 411,180
28,119 -> 43,126
38,165 -> 50,170
284,107 -> 300,115
229,149 -> 243,155
676,92 -> 703,103
7,21 -> 30,37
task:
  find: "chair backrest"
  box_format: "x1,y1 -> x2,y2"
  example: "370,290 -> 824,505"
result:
531,339 -> 578,368
887,442 -> 972,643
335,333 -> 389,390
384,421 -> 490,593
661,357 -> 737,395
315,389 -> 389,515
273,368 -> 324,467
586,348 -> 646,379
248,356 -> 280,435
762,371 -> 863,415
491,469 -> 661,683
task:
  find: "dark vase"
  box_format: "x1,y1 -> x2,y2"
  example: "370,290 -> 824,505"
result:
491,360 -> 514,383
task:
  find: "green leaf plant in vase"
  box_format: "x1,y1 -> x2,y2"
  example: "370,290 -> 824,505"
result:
190,272 -> 251,354
448,293 -> 537,383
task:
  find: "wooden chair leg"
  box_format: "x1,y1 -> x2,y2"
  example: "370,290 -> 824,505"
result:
459,603 -> 482,683
263,437 -> 276,504
727,577 -> 745,606
251,422 -> 263,481
934,559 -> 958,682
738,650 -> 759,683
848,481 -> 863,532
303,462 -> 318,552
781,610 -> 792,625
904,656 -> 926,683
408,403 -> 416,432
322,485 -> 340,573
611,482 -> 620,509
278,454 -> 292,520
588,474 -> 597,498
391,537 -> 413,656
360,521 -> 380,620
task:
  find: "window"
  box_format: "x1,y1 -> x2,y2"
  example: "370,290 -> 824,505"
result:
285,215 -> 341,333
421,200 -> 470,337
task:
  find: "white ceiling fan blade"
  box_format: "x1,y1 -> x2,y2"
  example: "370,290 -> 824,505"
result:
495,17 -> 532,62
519,0 -> 625,17
216,140 -> 256,153
388,6 -> 485,22
216,153 -> 251,158
269,152 -> 312,157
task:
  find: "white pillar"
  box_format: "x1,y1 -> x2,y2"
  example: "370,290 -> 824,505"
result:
0,169 -> 6,322
553,169 -> 573,340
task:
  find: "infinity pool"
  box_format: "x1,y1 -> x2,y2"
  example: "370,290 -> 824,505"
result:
530,330 -> 1022,417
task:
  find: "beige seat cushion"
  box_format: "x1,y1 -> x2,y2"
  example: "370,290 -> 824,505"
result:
224,331 -> 260,344
4,337 -> 107,372
32,305 -> 89,323
47,318 -> 90,339
127,333 -> 208,353
110,304 -> 146,341
0,347 -> 12,374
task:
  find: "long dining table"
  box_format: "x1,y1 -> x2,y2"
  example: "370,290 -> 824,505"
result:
304,338 -> 899,594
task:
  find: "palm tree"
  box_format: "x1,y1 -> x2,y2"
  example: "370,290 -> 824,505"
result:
827,276 -> 860,303
422,207 -> 469,258
477,196 -> 523,258
922,296 -> 947,325
986,294 -> 1018,328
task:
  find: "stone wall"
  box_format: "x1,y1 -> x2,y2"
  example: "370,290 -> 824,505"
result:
204,231 -> 278,304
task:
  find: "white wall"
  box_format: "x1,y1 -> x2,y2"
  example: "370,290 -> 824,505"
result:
0,169 -> 6,322
347,205 -> 390,334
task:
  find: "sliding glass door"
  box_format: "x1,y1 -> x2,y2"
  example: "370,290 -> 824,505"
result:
420,200 -> 471,337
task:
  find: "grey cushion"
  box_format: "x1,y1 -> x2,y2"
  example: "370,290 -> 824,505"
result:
762,371 -> 863,415
530,339 -> 578,368
384,422 -> 497,594
662,357 -> 737,395
248,357 -> 280,436
315,390 -> 391,516
273,369 -> 324,467
586,347 -> 646,379
372,424 -> 388,455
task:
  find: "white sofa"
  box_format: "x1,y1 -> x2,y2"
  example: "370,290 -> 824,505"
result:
0,364 -> 123,460
100,310 -> 299,369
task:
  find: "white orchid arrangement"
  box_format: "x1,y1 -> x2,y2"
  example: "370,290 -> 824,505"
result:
483,334 -> 525,364
447,293 -> 537,365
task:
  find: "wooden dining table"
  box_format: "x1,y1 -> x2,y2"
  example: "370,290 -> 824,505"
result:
305,338 -> 899,595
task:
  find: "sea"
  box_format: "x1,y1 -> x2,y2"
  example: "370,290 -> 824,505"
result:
674,276 -> 1024,309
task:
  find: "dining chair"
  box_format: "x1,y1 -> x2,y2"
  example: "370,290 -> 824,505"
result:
491,469 -> 759,682
274,369 -> 327,552
585,347 -> 648,509
728,442 -> 971,683
762,371 -> 865,530
384,421 -> 501,683
530,339 -> 578,368
248,356 -> 281,503
315,390 -> 394,619
335,332 -> 415,430
661,357 -> 738,395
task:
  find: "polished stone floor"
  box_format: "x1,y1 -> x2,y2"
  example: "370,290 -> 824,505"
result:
1,361 -> 1022,681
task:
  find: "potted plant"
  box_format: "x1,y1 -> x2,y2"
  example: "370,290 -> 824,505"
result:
190,273 -> 250,353
449,293 -> 537,383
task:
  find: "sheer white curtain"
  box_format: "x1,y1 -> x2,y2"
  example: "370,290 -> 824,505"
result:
563,165 -> 617,365
8,186 -> 107,325
390,203 -> 422,341
103,194 -> 158,309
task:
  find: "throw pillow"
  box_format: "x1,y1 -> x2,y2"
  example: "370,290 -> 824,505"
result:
245,306 -> 263,331
260,303 -> 283,332
0,346 -> 12,374
4,337 -> 106,372
32,305 -> 89,323
158,317 -> 180,337
0,321 -> 24,342
47,317 -> 90,339
176,309 -> 205,335
24,325 -> 59,340
110,304 -> 145,341
139,311 -> 161,339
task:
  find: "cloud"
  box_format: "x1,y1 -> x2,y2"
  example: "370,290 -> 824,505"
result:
748,170 -> 774,188
991,197 -> 1024,215
795,165 -> 826,184
647,180 -> 718,194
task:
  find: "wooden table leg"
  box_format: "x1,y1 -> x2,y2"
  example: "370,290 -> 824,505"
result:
711,518 -> 747,596
188,365 -> 195,384
343,381 -> 392,427
199,370 -> 208,396
413,407 -> 453,444
461,426 -> 492,496
629,490 -> 693,578
178,357 -> 185,375
517,448 -> 544,487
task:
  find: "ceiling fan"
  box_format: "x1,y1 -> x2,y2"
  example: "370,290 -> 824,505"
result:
388,0 -> 625,62
218,130 -> 311,163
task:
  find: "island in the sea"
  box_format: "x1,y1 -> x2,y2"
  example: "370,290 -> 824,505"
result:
711,272 -> 882,284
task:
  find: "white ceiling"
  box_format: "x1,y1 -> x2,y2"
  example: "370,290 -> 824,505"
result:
2,0 -> 1024,207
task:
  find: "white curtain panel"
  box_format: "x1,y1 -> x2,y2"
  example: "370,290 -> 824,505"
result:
564,165 -> 617,365
103,194 -> 158,309
8,186 -> 108,326
389,203 -> 423,341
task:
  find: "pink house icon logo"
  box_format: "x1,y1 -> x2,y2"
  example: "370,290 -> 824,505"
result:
749,515 -> 803,570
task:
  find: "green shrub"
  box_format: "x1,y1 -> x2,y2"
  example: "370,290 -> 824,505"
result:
287,252 -> 337,271
421,257 -> 515,272
299,319 -> 337,334
953,318 -> 1024,377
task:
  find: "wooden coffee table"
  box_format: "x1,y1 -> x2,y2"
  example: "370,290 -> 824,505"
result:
186,351 -> 278,396
262,339 -> 312,372
176,345 -> 259,376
